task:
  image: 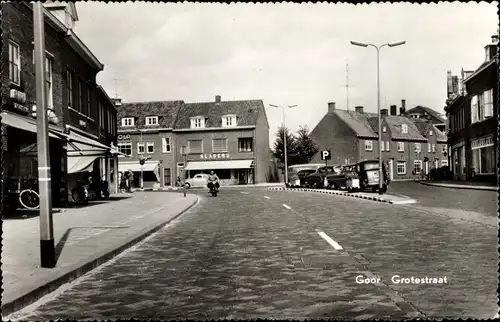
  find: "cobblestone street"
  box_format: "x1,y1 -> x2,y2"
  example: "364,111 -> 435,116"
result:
7,185 -> 498,320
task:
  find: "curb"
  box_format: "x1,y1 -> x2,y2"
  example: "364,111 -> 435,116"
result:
418,181 -> 497,191
267,187 -> 415,205
1,196 -> 200,317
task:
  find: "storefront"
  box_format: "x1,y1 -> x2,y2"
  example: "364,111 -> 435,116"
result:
471,135 -> 495,180
451,142 -> 466,180
118,160 -> 161,189
184,158 -> 254,185
1,111 -> 67,210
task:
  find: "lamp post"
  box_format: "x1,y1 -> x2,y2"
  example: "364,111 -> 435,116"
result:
269,104 -> 297,186
350,40 -> 406,194
34,2 -> 55,268
181,145 -> 187,197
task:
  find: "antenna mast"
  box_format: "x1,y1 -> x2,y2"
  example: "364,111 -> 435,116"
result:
346,60 -> 349,111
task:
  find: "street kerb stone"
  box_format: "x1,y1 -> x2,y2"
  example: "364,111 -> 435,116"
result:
267,187 -> 415,205
1,193 -> 200,317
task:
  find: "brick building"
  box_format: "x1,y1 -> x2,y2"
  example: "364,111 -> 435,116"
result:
404,103 -> 446,132
310,101 -> 448,180
174,96 -> 270,186
1,2 -> 117,210
445,34 -> 498,183
116,100 -> 183,189
115,95 -> 270,187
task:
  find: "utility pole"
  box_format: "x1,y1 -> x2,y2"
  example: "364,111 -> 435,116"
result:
346,60 -> 350,111
34,2 -> 55,268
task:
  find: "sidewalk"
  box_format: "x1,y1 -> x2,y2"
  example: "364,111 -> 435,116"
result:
1,191 -> 199,316
268,187 -> 416,205
134,182 -> 285,191
419,180 -> 497,191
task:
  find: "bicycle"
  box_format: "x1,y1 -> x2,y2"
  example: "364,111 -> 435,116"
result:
18,179 -> 40,210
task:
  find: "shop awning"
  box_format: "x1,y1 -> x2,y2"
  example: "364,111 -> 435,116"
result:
67,156 -> 99,174
185,160 -> 254,170
1,111 -> 61,139
62,131 -> 111,157
118,161 -> 159,173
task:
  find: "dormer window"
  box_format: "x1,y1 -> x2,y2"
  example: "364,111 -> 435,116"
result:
382,126 -> 387,133
146,116 -> 158,126
401,124 -> 408,134
121,117 -> 134,127
222,114 -> 237,127
190,116 -> 206,128
429,130 -> 433,136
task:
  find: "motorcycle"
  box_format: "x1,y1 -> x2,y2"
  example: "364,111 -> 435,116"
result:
207,181 -> 219,197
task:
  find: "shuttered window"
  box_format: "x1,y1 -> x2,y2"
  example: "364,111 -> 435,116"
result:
212,138 -> 227,153
188,140 -> 203,153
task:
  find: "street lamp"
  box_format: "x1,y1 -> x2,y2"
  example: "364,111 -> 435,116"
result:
181,145 -> 187,197
269,104 -> 297,186
350,40 -> 406,194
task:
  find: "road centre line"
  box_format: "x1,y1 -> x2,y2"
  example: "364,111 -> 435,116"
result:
240,191 -> 250,194
264,196 -> 270,199
282,204 -> 292,210
317,231 -> 343,250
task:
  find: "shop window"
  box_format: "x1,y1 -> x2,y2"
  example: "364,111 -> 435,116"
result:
238,138 -> 253,152
188,139 -> 203,153
118,142 -> 132,156
364,140 -> 373,151
472,145 -> 495,174
9,41 -> 20,85
216,169 -> 231,180
212,138 -> 227,153
397,161 -> 406,175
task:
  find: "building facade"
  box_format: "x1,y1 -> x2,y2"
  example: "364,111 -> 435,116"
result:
445,34 -> 498,183
403,102 -> 446,132
310,101 -> 448,181
115,100 -> 183,189
1,2 -> 117,210
174,96 -> 270,186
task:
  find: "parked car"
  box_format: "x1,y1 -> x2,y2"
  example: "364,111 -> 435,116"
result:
304,166 -> 337,188
428,166 -> 452,181
287,163 -> 324,187
185,173 -> 209,188
292,169 -> 317,187
356,160 -> 390,193
325,164 -> 358,190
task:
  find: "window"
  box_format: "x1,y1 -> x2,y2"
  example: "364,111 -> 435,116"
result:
190,117 -> 205,128
432,144 -> 435,153
239,138 -> 253,152
222,115 -> 237,127
471,95 -> 479,123
212,138 -> 227,153
441,144 -> 447,153
9,41 -> 20,85
98,102 -> 103,129
137,143 -> 145,154
381,142 -> 385,152
385,141 -> 390,151
45,56 -> 53,108
429,130 -> 433,136
414,143 -> 421,153
146,116 -> 158,126
121,118 -> 134,127
67,70 -> 74,108
401,124 -> 408,134
413,160 -> 422,173
382,126 -> 387,132
441,160 -> 448,167
483,89 -> 494,118
162,138 -> 171,153
86,85 -> 92,117
188,140 -> 203,153
397,161 -> 406,174
364,140 -> 373,151
146,142 -> 154,153
397,142 -> 404,152
428,143 -> 431,153
118,142 -> 132,156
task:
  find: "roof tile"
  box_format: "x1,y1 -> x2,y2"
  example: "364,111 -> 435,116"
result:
116,101 -> 184,130
333,110 -> 378,138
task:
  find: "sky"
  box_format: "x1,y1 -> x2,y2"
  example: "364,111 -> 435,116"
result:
73,2 -> 498,142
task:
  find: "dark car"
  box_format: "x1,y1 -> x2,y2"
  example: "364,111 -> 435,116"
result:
304,166 -> 337,188
325,164 -> 357,190
356,160 -> 390,192
294,169 -> 317,187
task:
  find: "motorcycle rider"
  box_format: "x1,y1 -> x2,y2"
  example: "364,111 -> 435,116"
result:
207,171 -> 220,192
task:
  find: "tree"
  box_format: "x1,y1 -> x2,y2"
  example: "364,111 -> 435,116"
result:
294,125 -> 319,164
272,126 -> 298,169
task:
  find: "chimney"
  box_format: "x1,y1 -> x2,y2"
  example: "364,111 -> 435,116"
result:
111,98 -> 122,107
328,102 -> 336,114
400,99 -> 406,115
492,34 -> 499,44
485,44 -> 497,61
215,95 -> 221,103
390,105 -> 397,116
355,106 -> 364,114
381,109 -> 388,116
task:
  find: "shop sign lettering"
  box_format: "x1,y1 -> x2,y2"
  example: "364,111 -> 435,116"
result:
10,89 -> 27,104
471,136 -> 493,149
118,134 -> 131,140
200,153 -> 230,159
31,105 -> 60,125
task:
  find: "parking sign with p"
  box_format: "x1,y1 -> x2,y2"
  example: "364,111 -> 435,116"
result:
321,150 -> 331,160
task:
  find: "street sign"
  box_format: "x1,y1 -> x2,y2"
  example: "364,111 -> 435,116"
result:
139,159 -> 145,165
321,150 -> 331,160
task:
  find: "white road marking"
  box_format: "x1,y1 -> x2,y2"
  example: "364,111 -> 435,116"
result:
282,204 -> 292,210
264,196 -> 270,199
317,231 -> 343,250
241,191 -> 250,194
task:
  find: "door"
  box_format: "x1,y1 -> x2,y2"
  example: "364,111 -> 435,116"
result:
388,159 -> 394,181
239,170 -> 246,184
164,168 -> 171,186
